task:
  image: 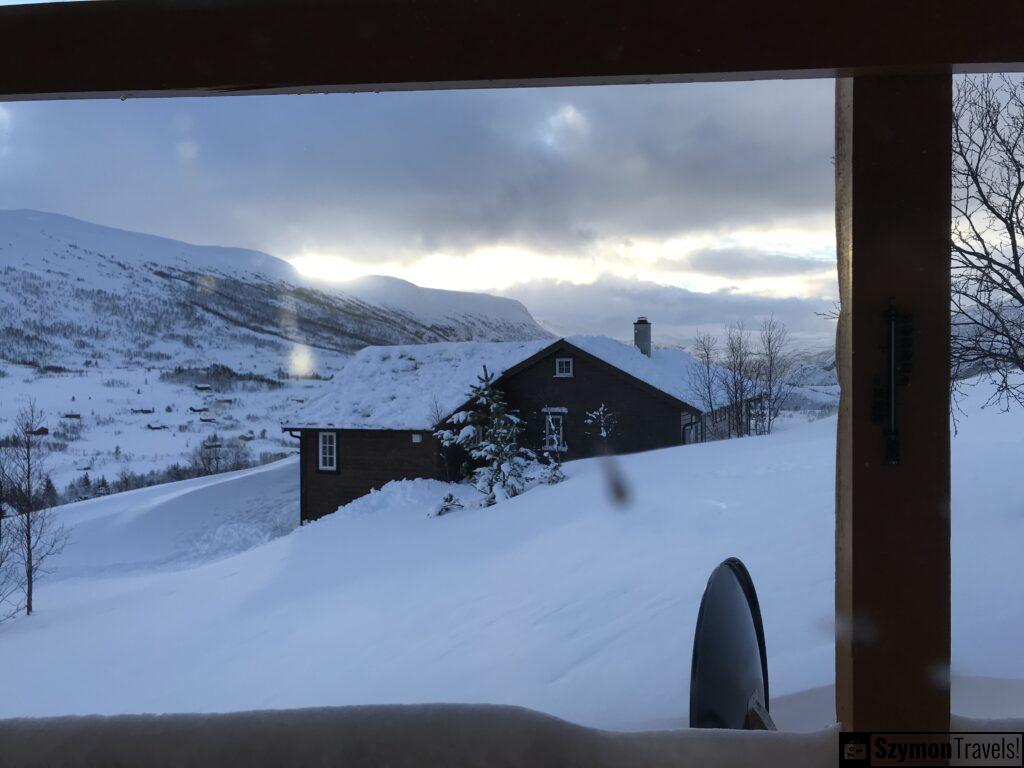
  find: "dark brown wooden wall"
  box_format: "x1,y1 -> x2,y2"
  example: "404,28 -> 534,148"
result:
498,342 -> 690,460
299,428 -> 444,522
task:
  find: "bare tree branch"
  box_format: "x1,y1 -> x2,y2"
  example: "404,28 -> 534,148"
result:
951,74 -> 1024,410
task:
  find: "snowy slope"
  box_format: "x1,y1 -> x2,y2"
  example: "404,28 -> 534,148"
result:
50,458 -> 298,579
0,380 -> 1020,728
0,209 -> 549,372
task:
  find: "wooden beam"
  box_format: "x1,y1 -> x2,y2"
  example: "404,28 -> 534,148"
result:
835,74 -> 952,731
1,0 -> 1024,101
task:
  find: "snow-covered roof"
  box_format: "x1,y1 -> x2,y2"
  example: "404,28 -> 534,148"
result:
566,335 -> 705,406
283,340 -> 551,430
283,336 -> 705,430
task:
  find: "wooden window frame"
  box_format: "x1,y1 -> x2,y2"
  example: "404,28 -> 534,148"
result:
542,408 -> 567,452
317,431 -> 338,473
554,357 -> 574,378
3,0 -> 1020,733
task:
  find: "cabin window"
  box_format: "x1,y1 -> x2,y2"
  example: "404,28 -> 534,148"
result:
554,357 -> 574,378
411,433 -> 423,444
542,409 -> 567,451
317,431 -> 337,472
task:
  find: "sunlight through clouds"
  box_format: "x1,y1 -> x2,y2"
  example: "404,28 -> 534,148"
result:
290,223 -> 835,300
539,104 -> 590,150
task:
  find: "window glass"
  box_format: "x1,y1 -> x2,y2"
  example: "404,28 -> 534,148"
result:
318,432 -> 336,471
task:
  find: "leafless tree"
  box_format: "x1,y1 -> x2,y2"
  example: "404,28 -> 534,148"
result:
688,331 -> 727,441
190,435 -> 254,476
754,315 -> 795,434
0,401 -> 68,616
722,322 -> 756,437
0,487 -> 22,622
952,74 -> 1024,409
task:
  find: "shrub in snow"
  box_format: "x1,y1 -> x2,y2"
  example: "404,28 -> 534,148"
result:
431,493 -> 464,517
537,450 -> 566,486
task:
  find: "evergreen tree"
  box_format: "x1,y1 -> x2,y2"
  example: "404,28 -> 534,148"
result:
434,366 -> 534,503
40,476 -> 59,508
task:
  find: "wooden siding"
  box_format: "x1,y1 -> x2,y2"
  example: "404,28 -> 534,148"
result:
299,429 -> 444,523
497,341 -> 696,461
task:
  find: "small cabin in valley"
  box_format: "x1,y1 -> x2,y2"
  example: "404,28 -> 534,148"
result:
283,319 -> 704,523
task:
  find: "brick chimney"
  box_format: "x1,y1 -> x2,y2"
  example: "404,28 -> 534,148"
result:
633,316 -> 652,356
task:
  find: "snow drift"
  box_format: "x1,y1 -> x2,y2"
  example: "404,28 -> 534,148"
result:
0,381 -> 1019,730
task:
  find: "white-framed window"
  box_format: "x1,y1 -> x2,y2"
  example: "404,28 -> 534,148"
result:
318,431 -> 337,471
411,433 -> 423,444
555,357 -> 574,378
542,407 -> 567,451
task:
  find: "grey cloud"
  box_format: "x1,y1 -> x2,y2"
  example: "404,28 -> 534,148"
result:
503,276 -> 837,349
0,80 -> 834,262
656,247 -> 836,279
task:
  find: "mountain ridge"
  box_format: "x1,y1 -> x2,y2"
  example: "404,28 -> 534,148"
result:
0,209 -> 550,373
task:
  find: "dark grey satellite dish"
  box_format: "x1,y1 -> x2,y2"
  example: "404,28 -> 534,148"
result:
689,557 -> 775,730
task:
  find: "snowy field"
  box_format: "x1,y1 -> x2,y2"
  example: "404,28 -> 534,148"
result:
0,363 -> 310,488
0,381 -> 1020,729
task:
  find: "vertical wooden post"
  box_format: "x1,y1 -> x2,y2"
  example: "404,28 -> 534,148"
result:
835,75 -> 951,731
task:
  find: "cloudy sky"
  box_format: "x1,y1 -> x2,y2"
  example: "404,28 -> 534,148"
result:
0,78 -> 838,345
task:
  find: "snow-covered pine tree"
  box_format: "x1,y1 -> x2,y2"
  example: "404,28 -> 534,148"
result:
434,365 -> 535,503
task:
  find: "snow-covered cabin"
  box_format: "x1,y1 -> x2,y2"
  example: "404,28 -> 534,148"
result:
283,320 -> 705,522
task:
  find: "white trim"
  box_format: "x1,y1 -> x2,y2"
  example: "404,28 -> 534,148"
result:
554,357 -> 574,378
542,406 -> 568,413
411,433 -> 423,444
318,431 -> 337,471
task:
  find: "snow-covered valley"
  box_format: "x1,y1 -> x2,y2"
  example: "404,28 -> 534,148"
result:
0,381 -> 1020,729
0,209 -> 554,490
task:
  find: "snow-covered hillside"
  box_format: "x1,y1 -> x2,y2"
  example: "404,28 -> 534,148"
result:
0,209 -> 553,488
0,209 -> 549,372
0,362 -> 303,489
0,380 -> 1020,728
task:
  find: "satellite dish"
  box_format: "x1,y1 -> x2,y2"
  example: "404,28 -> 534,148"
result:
689,557 -> 775,730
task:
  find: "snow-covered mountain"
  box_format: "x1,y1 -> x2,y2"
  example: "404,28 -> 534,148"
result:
0,209 -> 549,373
